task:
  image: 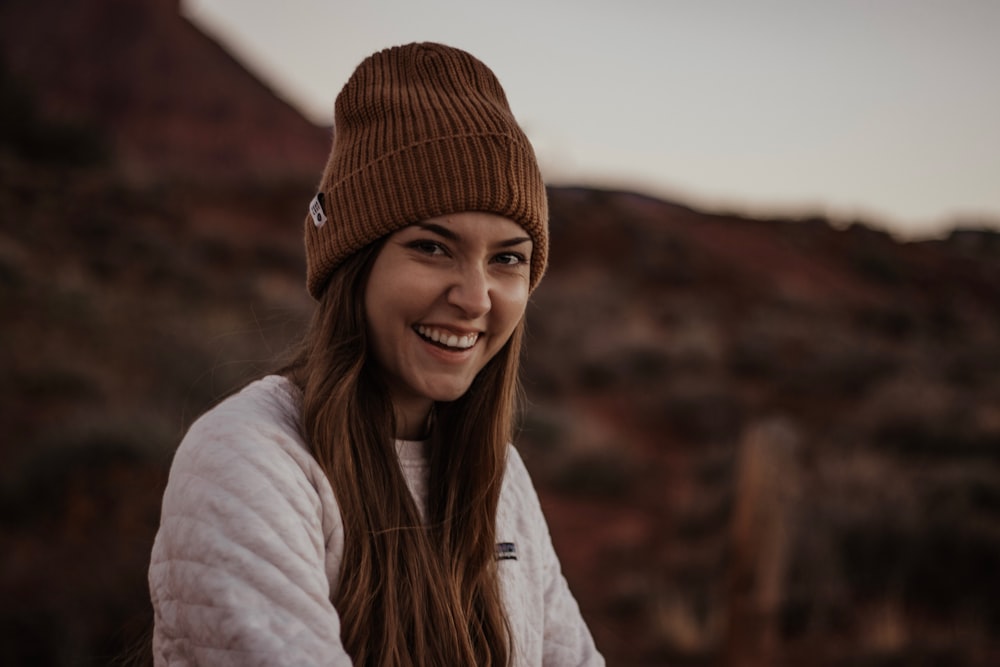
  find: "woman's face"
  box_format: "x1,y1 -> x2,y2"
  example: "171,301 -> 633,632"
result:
364,212 -> 532,435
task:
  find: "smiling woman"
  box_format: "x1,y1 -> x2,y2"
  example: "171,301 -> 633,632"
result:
147,42 -> 603,666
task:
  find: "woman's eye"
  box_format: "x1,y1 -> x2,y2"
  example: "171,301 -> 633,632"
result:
494,252 -> 527,266
408,240 -> 446,256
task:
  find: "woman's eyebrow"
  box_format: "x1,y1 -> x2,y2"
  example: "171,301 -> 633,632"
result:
414,223 -> 531,249
415,222 -> 459,240
498,236 -> 532,248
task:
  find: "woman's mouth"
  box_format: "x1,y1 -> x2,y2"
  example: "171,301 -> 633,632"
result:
415,325 -> 479,350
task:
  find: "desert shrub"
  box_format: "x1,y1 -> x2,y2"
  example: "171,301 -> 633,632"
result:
662,391 -> 743,445
516,410 -> 567,452
969,479 -> 1000,516
839,521 -> 913,600
847,242 -> 906,286
853,306 -> 918,340
0,429 -> 154,525
13,367 -> 102,403
571,342 -> 673,390
727,331 -> 779,378
0,60 -> 108,166
942,343 -> 1000,388
575,359 -> 618,391
902,520 -> 1000,629
838,516 -> 1000,630
253,241 -> 303,273
0,252 -> 24,288
623,344 -> 673,382
673,489 -> 733,541
730,318 -> 897,399
833,646 -> 967,667
873,416 -> 999,461
551,451 -> 635,499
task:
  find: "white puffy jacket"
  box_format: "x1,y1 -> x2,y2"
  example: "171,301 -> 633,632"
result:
149,375 -> 603,666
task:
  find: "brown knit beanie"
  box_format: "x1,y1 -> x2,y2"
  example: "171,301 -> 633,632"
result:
304,42 -> 548,299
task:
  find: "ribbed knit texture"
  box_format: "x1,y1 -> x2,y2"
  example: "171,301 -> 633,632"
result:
305,42 -> 548,299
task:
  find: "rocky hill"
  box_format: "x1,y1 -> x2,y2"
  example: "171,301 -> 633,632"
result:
2,1 -> 999,665
0,0 -> 329,183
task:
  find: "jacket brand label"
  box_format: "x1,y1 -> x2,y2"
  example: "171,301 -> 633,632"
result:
496,542 -> 517,561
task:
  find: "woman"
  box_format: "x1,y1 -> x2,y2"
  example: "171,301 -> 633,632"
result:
149,42 -> 603,666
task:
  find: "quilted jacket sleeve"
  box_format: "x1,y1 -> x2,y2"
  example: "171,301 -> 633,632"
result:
148,397 -> 353,666
540,538 -> 604,666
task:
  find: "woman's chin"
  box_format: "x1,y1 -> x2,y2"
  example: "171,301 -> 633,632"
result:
423,380 -> 475,404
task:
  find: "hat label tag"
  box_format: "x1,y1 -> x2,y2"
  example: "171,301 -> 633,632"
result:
309,193 -> 327,228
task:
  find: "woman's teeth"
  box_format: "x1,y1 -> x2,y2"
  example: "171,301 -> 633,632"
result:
415,325 -> 478,350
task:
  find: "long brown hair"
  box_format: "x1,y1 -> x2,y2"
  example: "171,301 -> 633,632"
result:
284,240 -> 522,666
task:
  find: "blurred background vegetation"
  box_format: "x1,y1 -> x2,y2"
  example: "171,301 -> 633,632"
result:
2,1 -> 999,665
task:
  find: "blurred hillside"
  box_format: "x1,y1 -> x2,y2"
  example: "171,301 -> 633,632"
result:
2,1 -> 999,665
0,0 -> 329,183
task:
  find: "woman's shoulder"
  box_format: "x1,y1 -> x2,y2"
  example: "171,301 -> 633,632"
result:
503,443 -> 532,485
499,443 -> 546,523
189,374 -> 300,435
171,375 -> 319,486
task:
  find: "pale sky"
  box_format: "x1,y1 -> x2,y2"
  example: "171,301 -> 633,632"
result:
184,0 -> 1000,238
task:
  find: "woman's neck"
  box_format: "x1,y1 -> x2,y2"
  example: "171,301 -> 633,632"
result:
392,398 -> 433,440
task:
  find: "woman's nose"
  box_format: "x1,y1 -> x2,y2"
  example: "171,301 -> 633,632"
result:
447,264 -> 491,318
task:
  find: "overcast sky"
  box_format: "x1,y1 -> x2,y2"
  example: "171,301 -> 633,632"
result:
184,0 -> 1000,238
